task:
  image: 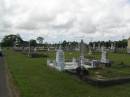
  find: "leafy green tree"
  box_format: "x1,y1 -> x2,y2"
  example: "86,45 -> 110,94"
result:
62,40 -> 68,48
1,34 -> 23,47
30,39 -> 37,47
37,37 -> 44,45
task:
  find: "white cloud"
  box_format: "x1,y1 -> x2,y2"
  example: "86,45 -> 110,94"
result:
0,0 -> 130,42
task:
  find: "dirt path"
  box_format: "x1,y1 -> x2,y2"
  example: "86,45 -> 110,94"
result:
0,56 -> 11,97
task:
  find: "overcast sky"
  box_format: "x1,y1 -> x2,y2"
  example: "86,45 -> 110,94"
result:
0,0 -> 130,43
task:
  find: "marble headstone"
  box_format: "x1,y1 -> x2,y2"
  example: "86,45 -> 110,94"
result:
80,40 -> 84,57
56,46 -> 64,71
34,47 -> 37,53
111,43 -> 115,49
101,46 -> 109,64
93,43 -> 96,50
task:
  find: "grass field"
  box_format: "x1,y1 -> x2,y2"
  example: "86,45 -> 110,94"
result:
4,48 -> 130,97
87,52 -> 130,79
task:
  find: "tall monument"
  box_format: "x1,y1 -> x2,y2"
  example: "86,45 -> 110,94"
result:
80,40 -> 84,57
93,43 -> 96,50
80,40 -> 85,66
100,46 -> 109,64
56,46 -> 64,71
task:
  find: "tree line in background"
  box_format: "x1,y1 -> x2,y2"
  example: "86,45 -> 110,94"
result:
0,34 -> 44,47
89,39 -> 127,48
0,34 -> 128,48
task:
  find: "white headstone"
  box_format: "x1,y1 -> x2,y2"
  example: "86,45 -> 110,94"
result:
93,43 -> 96,50
56,46 -> 64,71
101,47 -> 109,63
80,40 -> 84,57
80,56 -> 84,67
72,58 -> 76,65
111,43 -> 115,50
48,47 -> 50,51
34,47 -> 37,53
80,40 -> 85,67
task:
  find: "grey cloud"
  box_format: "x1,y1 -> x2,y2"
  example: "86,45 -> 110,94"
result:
1,0 -> 130,42
50,18 -> 75,30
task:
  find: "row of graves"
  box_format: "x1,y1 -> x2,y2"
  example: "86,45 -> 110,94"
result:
88,42 -> 125,54
90,43 -> 116,53
13,37 -> 128,56
90,41 -> 129,54
12,37 -> 130,86
47,40 -> 130,86
13,38 -> 53,58
47,40 -> 111,72
13,38 -> 81,58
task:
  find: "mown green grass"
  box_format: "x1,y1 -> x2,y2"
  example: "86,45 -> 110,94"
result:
87,52 -> 130,78
4,48 -> 130,97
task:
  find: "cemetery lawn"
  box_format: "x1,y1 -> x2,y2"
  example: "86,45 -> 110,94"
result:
4,48 -> 130,97
88,52 -> 130,79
